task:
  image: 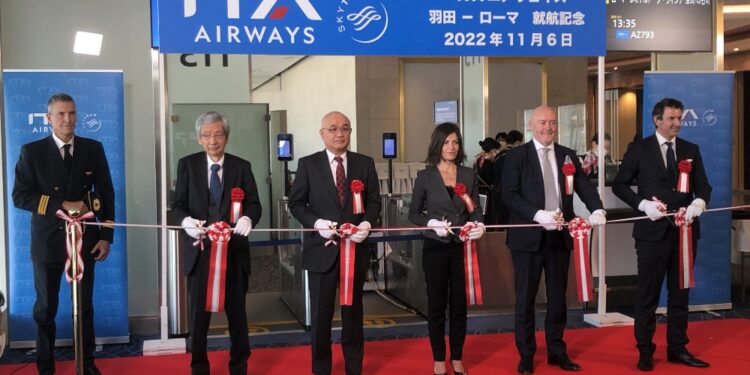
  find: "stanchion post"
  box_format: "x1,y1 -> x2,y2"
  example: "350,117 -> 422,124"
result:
66,209 -> 85,375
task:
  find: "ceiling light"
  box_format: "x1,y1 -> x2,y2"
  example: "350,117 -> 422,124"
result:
724,5 -> 750,14
74,31 -> 103,56
734,47 -> 740,52
613,66 -> 619,71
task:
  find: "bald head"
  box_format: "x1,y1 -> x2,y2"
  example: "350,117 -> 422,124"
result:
319,111 -> 352,155
529,105 -> 558,146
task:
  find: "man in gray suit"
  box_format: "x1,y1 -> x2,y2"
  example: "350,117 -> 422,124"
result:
289,111 -> 381,375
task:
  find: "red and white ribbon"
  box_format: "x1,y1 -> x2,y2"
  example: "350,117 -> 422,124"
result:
676,159 -> 693,193
674,208 -> 695,289
337,223 -> 358,306
205,221 -> 232,312
459,223 -> 483,305
229,188 -> 244,223
563,156 -> 576,195
351,180 -> 365,214
56,210 -> 95,284
453,182 -> 476,214
568,217 -> 593,302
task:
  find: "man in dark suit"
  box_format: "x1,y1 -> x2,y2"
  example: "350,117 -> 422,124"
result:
13,93 -> 115,375
172,111 -> 262,375
289,111 -> 381,375
612,98 -> 712,372
502,106 -> 605,374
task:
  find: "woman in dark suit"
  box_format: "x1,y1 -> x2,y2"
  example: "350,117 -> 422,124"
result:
409,122 -> 486,375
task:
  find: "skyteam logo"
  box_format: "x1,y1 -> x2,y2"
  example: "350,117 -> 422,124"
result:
701,109 -> 717,126
81,113 -> 102,133
338,2 -> 389,44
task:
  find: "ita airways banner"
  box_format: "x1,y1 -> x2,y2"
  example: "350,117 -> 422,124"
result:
3,70 -> 129,344
154,0 -> 605,56
643,72 -> 734,309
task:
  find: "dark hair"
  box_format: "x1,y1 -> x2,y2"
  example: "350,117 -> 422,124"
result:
426,122 -> 466,165
506,130 -> 524,144
495,132 -> 508,142
479,137 -> 500,152
47,92 -> 75,112
651,98 -> 684,121
591,132 -> 611,144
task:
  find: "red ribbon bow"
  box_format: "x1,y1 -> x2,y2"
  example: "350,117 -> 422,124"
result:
568,217 -> 593,302
458,223 -> 483,305
350,180 -> 365,214
453,183 -> 476,214
674,208 -> 695,289
56,210 -> 96,284
205,221 -> 232,312
337,223 -> 359,306
230,188 -> 244,223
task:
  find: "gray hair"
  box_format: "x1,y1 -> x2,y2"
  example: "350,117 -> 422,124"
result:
47,92 -> 75,112
195,111 -> 230,137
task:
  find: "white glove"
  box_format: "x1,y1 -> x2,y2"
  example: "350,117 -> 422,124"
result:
684,199 -> 706,223
427,219 -> 451,237
588,209 -> 607,226
350,221 -> 371,243
233,216 -> 252,237
314,219 -> 336,239
638,199 -> 667,221
181,216 -> 206,239
534,210 -> 562,231
467,222 -> 486,240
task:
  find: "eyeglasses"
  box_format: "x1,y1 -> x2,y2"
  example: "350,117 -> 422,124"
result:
325,127 -> 352,134
200,132 -> 226,140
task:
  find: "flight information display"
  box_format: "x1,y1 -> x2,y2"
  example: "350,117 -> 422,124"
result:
607,0 -> 713,52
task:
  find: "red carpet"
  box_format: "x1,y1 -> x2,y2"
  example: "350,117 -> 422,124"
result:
2,319 -> 749,374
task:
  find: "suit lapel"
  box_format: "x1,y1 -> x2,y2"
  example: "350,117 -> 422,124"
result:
220,155 -> 234,218
196,154 -> 209,216
525,142 -> 545,199
66,138 -> 86,194
555,144 -> 567,194
675,137 -> 689,164
44,137 -> 69,189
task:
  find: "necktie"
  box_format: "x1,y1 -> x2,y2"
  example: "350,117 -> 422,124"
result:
334,156 -> 345,205
665,141 -> 677,185
210,164 -> 222,205
62,144 -> 73,175
541,148 -> 560,211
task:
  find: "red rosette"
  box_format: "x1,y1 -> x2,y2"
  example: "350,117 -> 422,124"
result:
350,179 -> 365,214
453,183 -> 476,214
350,179 -> 364,194
563,161 -> 576,195
229,188 -> 244,224
453,182 -> 467,197
562,162 -> 576,176
676,159 -> 693,193
231,188 -> 244,201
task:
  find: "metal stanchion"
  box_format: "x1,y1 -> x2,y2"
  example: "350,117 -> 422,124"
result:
66,208 -> 85,375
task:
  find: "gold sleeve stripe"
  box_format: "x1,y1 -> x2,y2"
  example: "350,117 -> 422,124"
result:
37,195 -> 49,215
102,220 -> 115,229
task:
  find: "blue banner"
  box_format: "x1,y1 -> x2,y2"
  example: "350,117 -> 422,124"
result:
3,71 -> 129,343
155,0 -> 605,56
643,72 -> 734,308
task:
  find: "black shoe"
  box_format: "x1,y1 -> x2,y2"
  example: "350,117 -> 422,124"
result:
637,354 -> 654,371
667,352 -> 709,368
517,356 -> 534,374
84,364 -> 102,375
547,354 -> 582,371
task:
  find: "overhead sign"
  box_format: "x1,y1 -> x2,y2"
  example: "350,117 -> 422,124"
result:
155,0 -> 605,56
607,1 -> 712,52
